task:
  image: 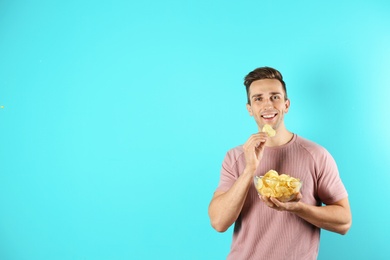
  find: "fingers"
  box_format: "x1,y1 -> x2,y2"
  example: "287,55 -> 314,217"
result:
243,132 -> 268,150
286,192 -> 302,203
269,197 -> 282,207
259,195 -> 302,212
260,195 -> 275,208
252,132 -> 269,144
243,132 -> 269,172
243,133 -> 268,174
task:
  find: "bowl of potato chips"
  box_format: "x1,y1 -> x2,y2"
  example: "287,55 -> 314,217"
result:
254,170 -> 302,202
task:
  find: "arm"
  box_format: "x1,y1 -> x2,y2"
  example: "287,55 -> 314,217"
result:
208,132 -> 268,232
208,168 -> 253,232
263,196 -> 352,235
293,197 -> 352,234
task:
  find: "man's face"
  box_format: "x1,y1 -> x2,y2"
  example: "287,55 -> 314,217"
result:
246,79 -> 290,131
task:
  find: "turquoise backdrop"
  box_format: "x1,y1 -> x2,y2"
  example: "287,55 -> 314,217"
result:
1,0 -> 389,259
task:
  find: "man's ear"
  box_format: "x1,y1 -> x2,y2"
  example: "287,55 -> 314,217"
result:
284,99 -> 291,113
246,103 -> 253,116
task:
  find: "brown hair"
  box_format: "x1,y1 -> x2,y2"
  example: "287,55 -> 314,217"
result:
244,67 -> 287,104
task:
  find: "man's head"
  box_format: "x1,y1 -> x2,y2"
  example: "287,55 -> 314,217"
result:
244,67 -> 290,132
244,67 -> 287,104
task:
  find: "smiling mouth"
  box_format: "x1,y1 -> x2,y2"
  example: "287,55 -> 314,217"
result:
261,113 -> 277,119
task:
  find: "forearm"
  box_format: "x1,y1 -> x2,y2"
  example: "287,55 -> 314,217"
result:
209,132 -> 268,232
293,198 -> 352,235
208,168 -> 254,232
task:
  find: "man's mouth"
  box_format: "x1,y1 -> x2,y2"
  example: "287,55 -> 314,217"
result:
261,113 -> 277,120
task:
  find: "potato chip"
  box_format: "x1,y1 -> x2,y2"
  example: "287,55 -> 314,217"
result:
275,186 -> 289,195
262,124 -> 276,137
263,169 -> 278,178
254,169 -> 301,202
261,187 -> 274,197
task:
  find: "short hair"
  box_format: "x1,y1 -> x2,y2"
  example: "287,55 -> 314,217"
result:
244,67 -> 287,104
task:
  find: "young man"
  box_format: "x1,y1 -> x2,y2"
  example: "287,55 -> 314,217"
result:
208,67 -> 352,260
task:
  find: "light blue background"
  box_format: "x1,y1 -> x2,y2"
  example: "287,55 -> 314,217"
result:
1,0 -> 389,259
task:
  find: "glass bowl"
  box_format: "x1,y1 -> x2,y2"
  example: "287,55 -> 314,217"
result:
254,175 -> 302,202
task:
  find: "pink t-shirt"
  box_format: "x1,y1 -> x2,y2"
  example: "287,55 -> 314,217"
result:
216,134 -> 348,260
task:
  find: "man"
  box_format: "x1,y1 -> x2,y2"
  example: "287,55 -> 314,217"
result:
208,67 -> 352,260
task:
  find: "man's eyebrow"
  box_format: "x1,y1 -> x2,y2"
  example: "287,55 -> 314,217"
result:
251,94 -> 262,99
251,92 -> 282,98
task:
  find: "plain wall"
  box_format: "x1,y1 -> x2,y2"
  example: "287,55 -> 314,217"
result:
0,0 -> 389,259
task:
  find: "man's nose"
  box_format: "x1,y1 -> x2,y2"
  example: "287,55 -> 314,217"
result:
263,98 -> 273,109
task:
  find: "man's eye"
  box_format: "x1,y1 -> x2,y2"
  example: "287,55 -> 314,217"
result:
255,97 -> 262,101
271,95 -> 280,100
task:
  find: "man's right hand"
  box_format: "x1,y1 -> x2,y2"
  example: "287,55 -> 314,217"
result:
209,132 -> 269,232
242,132 -> 268,174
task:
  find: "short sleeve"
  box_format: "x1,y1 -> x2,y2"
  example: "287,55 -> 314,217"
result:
215,148 -> 245,192
316,148 -> 348,204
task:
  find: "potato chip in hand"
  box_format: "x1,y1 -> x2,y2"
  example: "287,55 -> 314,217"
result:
262,124 -> 276,137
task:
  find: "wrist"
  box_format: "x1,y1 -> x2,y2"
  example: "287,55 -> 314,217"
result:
243,166 -> 256,176
290,201 -> 305,213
